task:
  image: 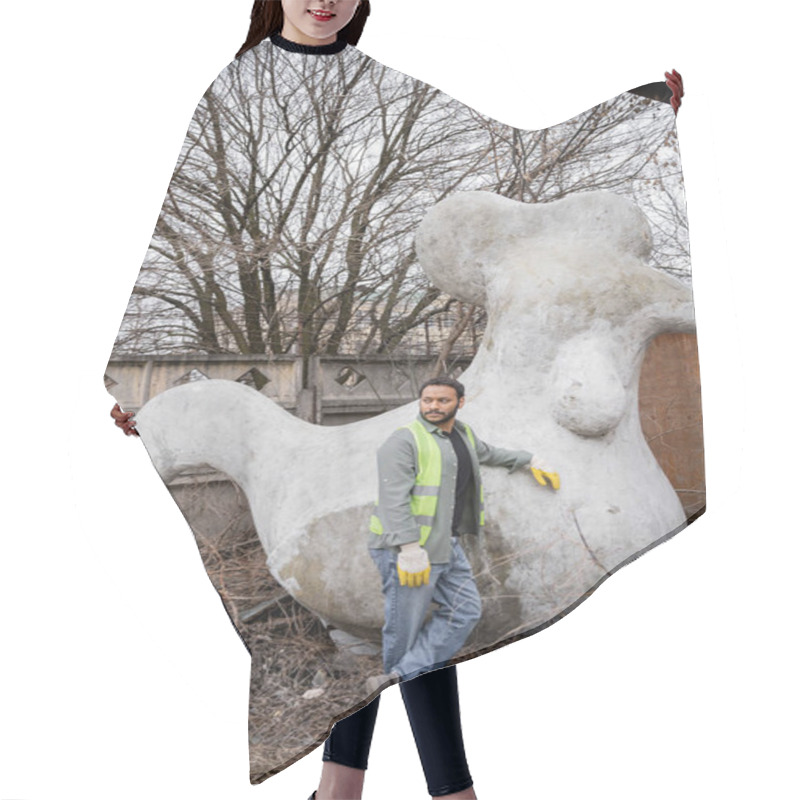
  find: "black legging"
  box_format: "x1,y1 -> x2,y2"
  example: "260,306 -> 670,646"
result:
323,665 -> 473,797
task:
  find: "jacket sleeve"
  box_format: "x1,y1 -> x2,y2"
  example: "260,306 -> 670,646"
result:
472,431 -> 532,474
375,430 -> 421,547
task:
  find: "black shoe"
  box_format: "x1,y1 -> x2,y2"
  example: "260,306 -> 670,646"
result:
308,793 -> 316,800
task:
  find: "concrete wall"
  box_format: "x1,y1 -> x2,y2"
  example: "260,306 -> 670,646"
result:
110,332 -> 704,518
105,353 -> 471,424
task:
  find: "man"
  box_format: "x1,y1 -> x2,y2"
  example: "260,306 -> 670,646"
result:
366,377 -> 559,693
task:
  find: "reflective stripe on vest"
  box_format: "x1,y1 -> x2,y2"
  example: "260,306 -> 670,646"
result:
369,420 -> 484,541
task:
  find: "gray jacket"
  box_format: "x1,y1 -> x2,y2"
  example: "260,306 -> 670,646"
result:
367,414 -> 532,564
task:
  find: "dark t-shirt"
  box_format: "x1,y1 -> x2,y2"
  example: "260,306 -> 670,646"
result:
444,429 -> 474,536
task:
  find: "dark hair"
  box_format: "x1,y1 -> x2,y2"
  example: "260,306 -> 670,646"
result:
419,377 -> 465,400
236,0 -> 372,59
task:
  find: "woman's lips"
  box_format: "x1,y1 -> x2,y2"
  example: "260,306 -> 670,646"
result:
308,9 -> 335,21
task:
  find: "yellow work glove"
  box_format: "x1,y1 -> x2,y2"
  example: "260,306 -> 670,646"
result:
397,543 -> 431,587
529,457 -> 560,490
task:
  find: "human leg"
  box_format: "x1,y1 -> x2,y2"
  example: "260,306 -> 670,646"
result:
312,763 -> 365,800
315,667 -> 477,799
391,539 -> 482,681
315,696 -> 381,800
323,695 -> 381,769
369,548 -> 445,675
400,665 -> 476,799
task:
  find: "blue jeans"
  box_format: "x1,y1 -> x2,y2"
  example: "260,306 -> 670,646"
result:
369,538 -> 482,681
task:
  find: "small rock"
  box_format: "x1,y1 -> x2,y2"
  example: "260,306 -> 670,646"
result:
312,669 -> 328,688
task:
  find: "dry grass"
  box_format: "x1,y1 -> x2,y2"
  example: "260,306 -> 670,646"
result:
167,474 -> 383,783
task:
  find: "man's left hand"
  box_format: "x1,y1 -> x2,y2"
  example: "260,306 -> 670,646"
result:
529,457 -> 560,490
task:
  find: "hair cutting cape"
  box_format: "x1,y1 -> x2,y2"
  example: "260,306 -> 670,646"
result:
105,34 -> 704,783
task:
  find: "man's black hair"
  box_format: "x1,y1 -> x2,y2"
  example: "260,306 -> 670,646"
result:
418,376 -> 465,400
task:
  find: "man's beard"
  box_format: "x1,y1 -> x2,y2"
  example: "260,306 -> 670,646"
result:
423,408 -> 457,426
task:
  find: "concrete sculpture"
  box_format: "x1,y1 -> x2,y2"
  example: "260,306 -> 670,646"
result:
136,190 -> 695,649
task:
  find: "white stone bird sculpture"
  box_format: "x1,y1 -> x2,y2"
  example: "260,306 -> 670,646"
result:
135,190 -> 696,648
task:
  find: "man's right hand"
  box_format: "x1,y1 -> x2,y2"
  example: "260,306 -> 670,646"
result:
397,543 -> 431,587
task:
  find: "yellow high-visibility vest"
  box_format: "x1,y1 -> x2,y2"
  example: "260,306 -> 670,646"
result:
369,420 -> 485,546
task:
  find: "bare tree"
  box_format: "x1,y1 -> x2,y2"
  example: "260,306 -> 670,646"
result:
112,47 -> 689,372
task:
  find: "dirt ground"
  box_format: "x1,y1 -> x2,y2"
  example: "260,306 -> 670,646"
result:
168,476 -> 384,783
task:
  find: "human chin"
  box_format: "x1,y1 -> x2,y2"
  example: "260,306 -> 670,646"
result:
424,409 -> 454,423
297,2 -> 358,36
282,1 -> 339,42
